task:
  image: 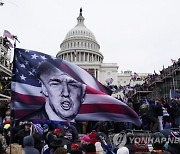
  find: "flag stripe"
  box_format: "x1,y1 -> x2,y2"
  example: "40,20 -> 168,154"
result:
12,101 -> 42,110
76,113 -> 140,125
79,104 -> 138,117
11,91 -> 45,105
12,110 -> 37,119
11,82 -> 41,96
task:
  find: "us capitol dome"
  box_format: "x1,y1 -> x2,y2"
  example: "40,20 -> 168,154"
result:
56,8 -> 119,84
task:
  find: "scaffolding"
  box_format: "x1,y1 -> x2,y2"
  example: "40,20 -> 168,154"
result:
0,36 -> 12,102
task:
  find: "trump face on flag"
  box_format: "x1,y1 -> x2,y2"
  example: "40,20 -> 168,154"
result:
11,48 -> 141,125
36,62 -> 86,121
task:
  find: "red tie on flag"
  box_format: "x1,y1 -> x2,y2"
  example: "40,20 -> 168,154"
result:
11,48 -> 141,126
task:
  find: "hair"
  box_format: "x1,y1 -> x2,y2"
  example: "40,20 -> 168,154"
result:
6,143 -> 24,154
54,147 -> 67,154
36,62 -> 61,79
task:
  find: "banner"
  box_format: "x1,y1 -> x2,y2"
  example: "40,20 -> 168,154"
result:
11,48 -> 141,125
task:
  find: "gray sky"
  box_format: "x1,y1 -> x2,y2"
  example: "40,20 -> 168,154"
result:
0,0 -> 180,74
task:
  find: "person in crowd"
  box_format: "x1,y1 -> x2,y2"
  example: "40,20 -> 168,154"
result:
11,121 -> 25,143
54,147 -> 67,154
151,132 -> 167,153
53,128 -> 61,138
162,100 -> 172,129
139,101 -> 149,130
88,130 -> 99,144
23,61 -> 86,122
81,143 -> 96,154
23,135 -> 40,154
16,121 -> 31,145
154,99 -> 163,131
170,98 -> 180,127
49,139 -> 64,154
69,143 -> 83,154
60,123 -> 79,144
95,142 -> 104,154
167,130 -> 180,153
81,134 -> 90,141
147,100 -> 158,131
42,124 -> 55,148
3,123 -> 10,145
32,131 -> 44,153
124,132 -> 135,154
0,132 -> 7,154
6,143 -> 24,154
52,126 -> 72,151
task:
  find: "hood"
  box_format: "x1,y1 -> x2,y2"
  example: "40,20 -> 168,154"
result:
23,135 -> 34,147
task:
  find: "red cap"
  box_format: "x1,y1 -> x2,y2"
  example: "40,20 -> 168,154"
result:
53,128 -> 61,135
71,143 -> 79,150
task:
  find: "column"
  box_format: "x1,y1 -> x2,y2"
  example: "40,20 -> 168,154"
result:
92,54 -> 94,62
94,69 -> 97,78
70,52 -> 72,61
97,69 -> 100,81
87,53 -> 89,62
83,52 -> 85,62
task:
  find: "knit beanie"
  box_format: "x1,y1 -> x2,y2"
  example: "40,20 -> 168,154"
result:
116,147 -> 129,154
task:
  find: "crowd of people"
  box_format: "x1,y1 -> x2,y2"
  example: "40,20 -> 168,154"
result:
0,96 -> 179,154
0,37 -> 180,153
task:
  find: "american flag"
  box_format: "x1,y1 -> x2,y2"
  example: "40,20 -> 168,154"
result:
11,48 -> 141,125
3,30 -> 15,40
171,59 -> 177,64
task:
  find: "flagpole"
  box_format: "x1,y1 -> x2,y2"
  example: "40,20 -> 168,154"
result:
9,39 -> 17,154
14,39 -> 16,49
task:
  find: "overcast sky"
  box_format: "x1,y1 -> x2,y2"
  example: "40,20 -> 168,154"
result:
0,0 -> 180,74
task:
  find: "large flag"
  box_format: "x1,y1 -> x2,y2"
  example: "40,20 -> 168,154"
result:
11,48 -> 141,125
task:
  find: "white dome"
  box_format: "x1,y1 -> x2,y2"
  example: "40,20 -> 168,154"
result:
65,25 -> 96,41
64,9 -> 96,41
57,8 -> 103,64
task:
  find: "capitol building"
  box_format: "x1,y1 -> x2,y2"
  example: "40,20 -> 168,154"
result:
56,9 -> 147,89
